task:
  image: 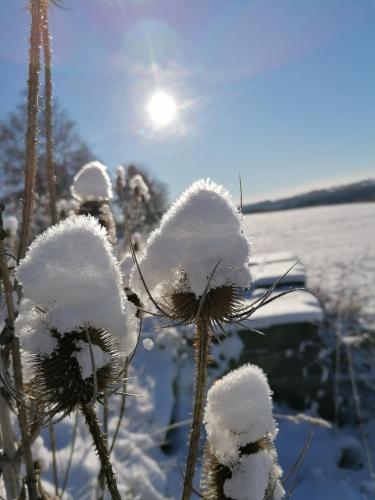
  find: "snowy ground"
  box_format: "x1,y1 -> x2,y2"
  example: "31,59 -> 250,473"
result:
244,203 -> 375,329
2,203 -> 374,499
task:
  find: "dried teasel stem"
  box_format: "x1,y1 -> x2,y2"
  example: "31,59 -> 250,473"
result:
1,212 -> 32,499
0,244 -> 20,499
182,318 -> 210,500
12,336 -> 40,500
41,0 -> 58,225
81,404 -> 121,500
48,422 -> 59,496
0,389 -> 20,499
96,393 -> 109,500
18,0 -> 43,262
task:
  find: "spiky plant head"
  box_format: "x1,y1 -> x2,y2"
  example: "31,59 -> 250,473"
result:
31,326 -> 119,417
130,179 -> 252,314
164,283 -> 243,329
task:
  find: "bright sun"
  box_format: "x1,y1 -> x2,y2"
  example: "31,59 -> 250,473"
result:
147,90 -> 177,128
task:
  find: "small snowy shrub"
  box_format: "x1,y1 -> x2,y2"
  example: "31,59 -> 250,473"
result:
15,215 -> 138,415
71,161 -> 117,244
130,179 -> 251,498
202,364 -> 284,500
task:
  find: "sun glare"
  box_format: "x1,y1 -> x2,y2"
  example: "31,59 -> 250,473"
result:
147,90 -> 177,128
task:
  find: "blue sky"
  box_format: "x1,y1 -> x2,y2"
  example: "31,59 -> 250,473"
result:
1,0 -> 374,203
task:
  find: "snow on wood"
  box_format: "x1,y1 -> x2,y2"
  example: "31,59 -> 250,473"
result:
251,251 -> 297,266
251,260 -> 306,288
245,289 -> 323,328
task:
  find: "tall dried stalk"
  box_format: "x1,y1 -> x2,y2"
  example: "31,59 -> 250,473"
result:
0,220 -> 38,499
9,1 -> 43,496
41,0 -> 58,225
48,423 -> 59,496
0,232 -> 20,499
0,402 -> 19,499
81,404 -> 121,500
18,0 -> 42,262
182,318 -> 210,500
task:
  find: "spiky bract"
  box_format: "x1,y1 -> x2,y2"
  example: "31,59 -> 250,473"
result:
164,285 -> 242,327
31,326 -> 118,417
202,437 -> 280,500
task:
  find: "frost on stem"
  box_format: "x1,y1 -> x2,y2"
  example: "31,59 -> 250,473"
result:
202,364 -> 284,500
71,161 -> 116,244
15,215 -> 138,416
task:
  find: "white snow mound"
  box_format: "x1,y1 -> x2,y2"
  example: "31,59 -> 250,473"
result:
16,216 -> 137,356
130,179 -> 251,299
224,451 -> 274,500
204,363 -> 276,464
71,161 -> 113,201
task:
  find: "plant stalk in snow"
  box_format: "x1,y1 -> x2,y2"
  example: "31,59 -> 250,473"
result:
0,209 -> 37,499
182,318 -> 210,500
81,403 -> 121,500
41,0 -> 58,225
18,0 -> 42,262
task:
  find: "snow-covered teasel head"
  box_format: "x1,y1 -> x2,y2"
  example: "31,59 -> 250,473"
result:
71,161 -> 113,202
202,364 -> 284,500
129,174 -> 150,202
15,215 -> 138,414
130,179 -> 251,324
116,165 -> 126,189
204,364 -> 276,465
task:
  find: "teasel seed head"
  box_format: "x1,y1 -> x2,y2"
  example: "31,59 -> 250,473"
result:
31,326 -> 119,417
78,200 -> 117,245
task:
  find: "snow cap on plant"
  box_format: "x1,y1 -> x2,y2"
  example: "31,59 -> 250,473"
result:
116,164 -> 126,189
202,364 -> 284,500
72,161 -> 116,243
71,161 -> 113,202
129,173 -> 150,202
130,178 -> 251,324
15,215 -> 138,414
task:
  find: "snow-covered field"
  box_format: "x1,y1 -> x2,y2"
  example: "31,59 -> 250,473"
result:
245,203 -> 375,327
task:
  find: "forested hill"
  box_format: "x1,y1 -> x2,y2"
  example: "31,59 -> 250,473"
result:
243,179 -> 375,214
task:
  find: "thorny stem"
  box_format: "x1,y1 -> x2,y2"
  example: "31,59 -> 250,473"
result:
0,224 -> 22,497
1,210 -> 39,499
81,404 -> 121,500
60,411 -> 79,498
0,387 -> 20,499
12,338 -> 40,500
48,423 -> 59,496
41,0 -> 58,225
109,363 -> 128,454
182,318 -> 210,500
18,0 -> 43,262
97,393 -> 109,500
